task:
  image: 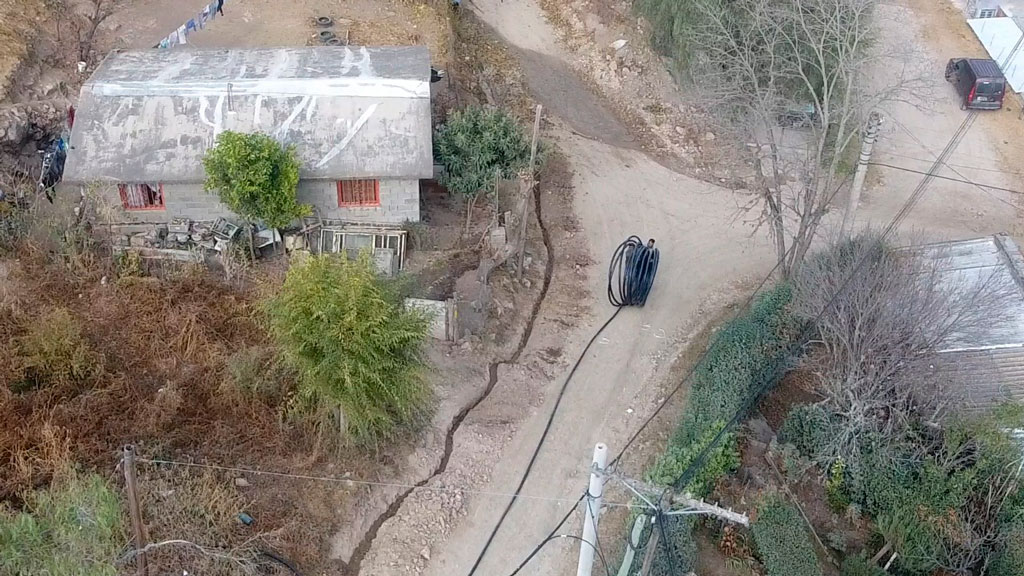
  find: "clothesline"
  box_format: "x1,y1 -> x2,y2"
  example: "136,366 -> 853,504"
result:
153,0 -> 227,49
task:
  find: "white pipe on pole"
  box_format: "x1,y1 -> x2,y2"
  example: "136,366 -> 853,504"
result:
578,443 -> 608,576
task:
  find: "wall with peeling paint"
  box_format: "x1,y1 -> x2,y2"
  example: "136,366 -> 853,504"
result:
95,178 -> 420,225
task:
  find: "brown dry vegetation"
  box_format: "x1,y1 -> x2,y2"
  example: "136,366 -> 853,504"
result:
0,251 -> 295,493
0,243 -> 339,569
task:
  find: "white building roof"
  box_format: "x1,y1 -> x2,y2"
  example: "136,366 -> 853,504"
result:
967,17 -> 1024,93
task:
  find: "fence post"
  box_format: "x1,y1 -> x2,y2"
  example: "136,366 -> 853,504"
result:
517,104 -> 542,281
123,445 -> 149,576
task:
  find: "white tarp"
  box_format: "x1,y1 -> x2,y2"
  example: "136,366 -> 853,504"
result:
968,17 -> 1024,93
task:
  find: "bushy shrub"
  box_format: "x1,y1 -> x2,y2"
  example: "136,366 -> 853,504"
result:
203,131 -> 309,229
845,408 -> 1024,576
15,307 -> 100,390
434,106 -> 536,198
990,524 -> 1024,576
655,284 -> 797,489
266,253 -> 431,445
224,345 -> 295,403
825,459 -> 850,513
0,472 -> 124,575
780,403 -> 834,459
752,497 -> 822,576
647,421 -> 740,497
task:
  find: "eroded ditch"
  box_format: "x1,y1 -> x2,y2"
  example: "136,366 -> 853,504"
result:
343,184 -> 557,574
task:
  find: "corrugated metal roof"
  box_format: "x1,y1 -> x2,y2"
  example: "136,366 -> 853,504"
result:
63,46 -> 433,183
967,17 -> 1024,93
910,234 -> 1024,409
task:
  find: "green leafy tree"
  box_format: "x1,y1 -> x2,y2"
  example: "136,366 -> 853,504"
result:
202,131 -> 309,233
434,106 -> 536,232
265,253 -> 431,445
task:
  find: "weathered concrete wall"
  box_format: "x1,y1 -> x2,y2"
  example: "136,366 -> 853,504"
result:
406,298 -> 450,340
298,179 -> 419,224
95,179 -> 420,224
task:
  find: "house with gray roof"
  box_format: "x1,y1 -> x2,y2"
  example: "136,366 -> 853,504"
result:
62,45 -> 434,270
917,234 -> 1024,410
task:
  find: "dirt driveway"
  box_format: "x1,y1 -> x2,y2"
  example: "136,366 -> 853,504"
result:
357,0 -> 777,573
361,0 -> 1024,575
856,0 -> 1022,238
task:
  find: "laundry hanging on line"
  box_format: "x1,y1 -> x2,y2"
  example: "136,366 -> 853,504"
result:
154,0 -> 228,49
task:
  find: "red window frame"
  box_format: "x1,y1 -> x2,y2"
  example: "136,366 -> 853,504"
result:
118,183 -> 165,211
337,179 -> 380,207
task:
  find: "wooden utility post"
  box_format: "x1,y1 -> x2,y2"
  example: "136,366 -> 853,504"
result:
123,445 -> 149,576
517,104 -> 542,282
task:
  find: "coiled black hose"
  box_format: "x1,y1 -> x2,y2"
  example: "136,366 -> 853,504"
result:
607,235 -> 659,307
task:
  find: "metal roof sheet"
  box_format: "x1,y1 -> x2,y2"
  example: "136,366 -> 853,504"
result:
63,46 -> 433,183
910,234 -> 1024,410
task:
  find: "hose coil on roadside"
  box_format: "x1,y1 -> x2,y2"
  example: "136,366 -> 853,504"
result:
607,235 -> 660,307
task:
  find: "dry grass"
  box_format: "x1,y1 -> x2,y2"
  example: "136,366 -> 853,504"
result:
135,467 -> 267,575
0,247 -> 300,499
0,0 -> 45,101
449,12 -> 533,120
348,0 -> 454,68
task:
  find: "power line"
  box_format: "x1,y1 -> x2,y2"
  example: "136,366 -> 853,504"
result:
605,171 -> 856,470
506,493 -> 586,575
500,175 -> 850,576
867,162 -> 1023,195
884,114 -> 1019,208
467,238 -> 662,575
874,149 -> 1024,177
466,308 -> 623,576
133,457 -> 646,510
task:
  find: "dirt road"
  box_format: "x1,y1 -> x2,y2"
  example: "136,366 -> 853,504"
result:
360,0 -> 1024,574
358,0 -> 776,574
856,1 -> 1022,237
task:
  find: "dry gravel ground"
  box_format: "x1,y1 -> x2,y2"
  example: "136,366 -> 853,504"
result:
361,0 -> 1024,575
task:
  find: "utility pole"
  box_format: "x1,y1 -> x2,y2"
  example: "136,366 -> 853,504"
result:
608,472 -> 749,576
123,445 -> 149,576
517,104 -> 542,282
841,111 -> 883,238
577,443 -> 608,576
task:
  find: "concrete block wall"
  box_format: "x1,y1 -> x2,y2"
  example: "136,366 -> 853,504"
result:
101,178 -> 420,225
298,179 -> 420,224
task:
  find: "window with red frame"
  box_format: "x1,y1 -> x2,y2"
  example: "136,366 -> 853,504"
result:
118,183 -> 164,210
337,179 -> 380,206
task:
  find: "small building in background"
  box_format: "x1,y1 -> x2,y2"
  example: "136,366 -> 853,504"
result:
969,0 -> 1016,18
62,45 -> 434,272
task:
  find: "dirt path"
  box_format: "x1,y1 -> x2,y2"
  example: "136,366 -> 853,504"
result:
855,0 -> 1022,238
358,0 -> 1024,574
357,1 -> 775,574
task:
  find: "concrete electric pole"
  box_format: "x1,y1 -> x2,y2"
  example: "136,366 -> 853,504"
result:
577,443 -> 608,576
841,111 -> 883,238
575,443 -> 750,576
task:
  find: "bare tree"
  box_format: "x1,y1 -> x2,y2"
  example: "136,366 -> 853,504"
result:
42,0 -> 70,42
75,0 -> 123,63
790,232 -> 1016,464
689,0 -> 926,278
